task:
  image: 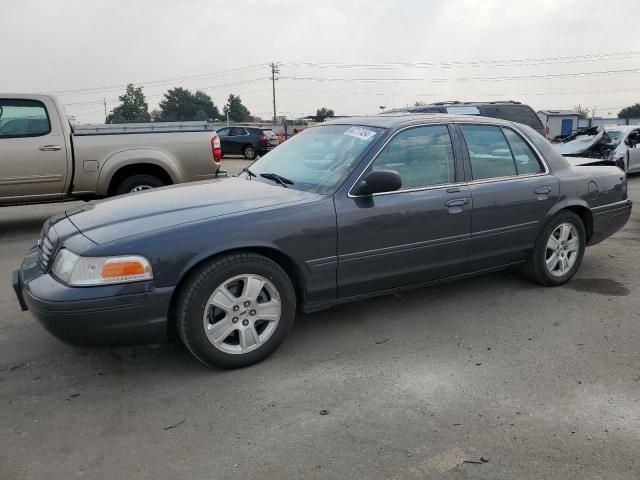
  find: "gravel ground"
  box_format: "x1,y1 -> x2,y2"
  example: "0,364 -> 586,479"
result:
0,168 -> 638,480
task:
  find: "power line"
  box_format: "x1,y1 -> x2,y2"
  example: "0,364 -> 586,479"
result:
63,78 -> 268,107
279,51 -> 640,70
52,64 -> 268,96
278,86 -> 640,98
49,50 -> 640,98
280,67 -> 640,84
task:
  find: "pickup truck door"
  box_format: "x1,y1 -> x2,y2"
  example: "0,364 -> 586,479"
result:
0,97 -> 69,203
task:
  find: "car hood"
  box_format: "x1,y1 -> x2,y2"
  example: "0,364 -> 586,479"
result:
556,131 -> 604,155
66,178 -> 321,244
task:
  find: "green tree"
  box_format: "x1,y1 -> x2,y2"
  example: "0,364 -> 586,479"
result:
574,104 -> 590,119
106,84 -> 150,124
224,94 -> 252,122
159,87 -> 220,121
315,107 -> 335,121
618,103 -> 640,119
149,109 -> 162,122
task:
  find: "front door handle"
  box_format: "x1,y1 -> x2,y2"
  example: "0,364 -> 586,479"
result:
39,145 -> 62,151
535,186 -> 551,195
446,197 -> 469,207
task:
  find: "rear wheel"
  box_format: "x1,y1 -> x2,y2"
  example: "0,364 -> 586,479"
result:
243,145 -> 257,160
176,252 -> 296,369
523,211 -> 586,286
114,174 -> 165,195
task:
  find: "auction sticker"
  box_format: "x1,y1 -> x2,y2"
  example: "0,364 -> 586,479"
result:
344,127 -> 376,140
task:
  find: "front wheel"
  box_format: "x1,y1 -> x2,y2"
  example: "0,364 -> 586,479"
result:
523,211 -> 586,286
176,253 -> 296,369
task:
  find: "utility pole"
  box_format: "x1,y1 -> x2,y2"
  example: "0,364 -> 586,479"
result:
270,62 -> 279,125
103,97 -> 107,123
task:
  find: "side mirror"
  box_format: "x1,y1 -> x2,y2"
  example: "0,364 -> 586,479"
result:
353,169 -> 402,196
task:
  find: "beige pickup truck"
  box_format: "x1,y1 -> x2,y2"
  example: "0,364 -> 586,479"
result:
0,94 -> 223,205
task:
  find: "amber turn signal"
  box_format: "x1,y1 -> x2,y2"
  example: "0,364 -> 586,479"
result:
100,260 -> 147,278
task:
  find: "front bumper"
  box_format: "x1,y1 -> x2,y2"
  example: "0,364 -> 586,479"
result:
588,199 -> 633,245
13,248 -> 174,347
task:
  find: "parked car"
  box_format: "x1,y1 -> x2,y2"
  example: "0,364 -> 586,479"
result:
14,114 -> 631,368
381,101 -> 545,136
216,126 -> 278,159
0,94 -> 222,206
557,125 -> 640,173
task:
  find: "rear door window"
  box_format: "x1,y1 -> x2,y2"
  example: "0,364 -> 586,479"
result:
461,125 -> 545,179
502,128 -> 543,174
0,99 -> 50,138
460,125 -> 517,180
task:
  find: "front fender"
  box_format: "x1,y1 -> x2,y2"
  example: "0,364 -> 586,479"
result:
96,148 -> 183,196
177,240 -> 307,283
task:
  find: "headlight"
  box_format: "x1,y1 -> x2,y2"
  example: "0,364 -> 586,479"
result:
51,249 -> 153,286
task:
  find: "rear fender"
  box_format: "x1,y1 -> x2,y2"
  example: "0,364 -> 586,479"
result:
96,148 -> 182,196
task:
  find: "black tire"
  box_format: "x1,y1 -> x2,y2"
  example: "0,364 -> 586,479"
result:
114,174 -> 165,195
523,210 -> 586,286
243,145 -> 257,160
176,252 -> 296,369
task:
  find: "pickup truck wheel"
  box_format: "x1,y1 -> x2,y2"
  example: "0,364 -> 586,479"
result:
243,145 -> 257,160
115,174 -> 165,195
176,252 -> 296,369
523,211 -> 586,286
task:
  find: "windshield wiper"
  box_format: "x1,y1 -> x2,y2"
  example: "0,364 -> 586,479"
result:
259,172 -> 294,188
241,167 -> 256,178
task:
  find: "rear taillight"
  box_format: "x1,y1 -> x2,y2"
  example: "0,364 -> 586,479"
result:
211,134 -> 222,162
260,135 -> 268,141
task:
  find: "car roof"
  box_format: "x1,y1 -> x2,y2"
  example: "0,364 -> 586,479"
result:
321,113 -> 517,129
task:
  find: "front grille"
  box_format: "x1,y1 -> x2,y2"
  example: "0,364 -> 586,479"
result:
38,228 -> 57,272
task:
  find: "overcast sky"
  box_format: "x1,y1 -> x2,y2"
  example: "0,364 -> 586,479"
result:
3,0 -> 640,123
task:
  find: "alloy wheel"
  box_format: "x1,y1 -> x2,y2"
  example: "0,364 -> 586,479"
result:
130,184 -> 154,193
545,222 -> 580,277
202,274 -> 281,354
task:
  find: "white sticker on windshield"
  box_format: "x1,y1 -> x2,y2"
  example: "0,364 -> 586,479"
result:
344,127 -> 376,140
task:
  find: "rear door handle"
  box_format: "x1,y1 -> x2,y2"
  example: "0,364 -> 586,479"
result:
446,197 -> 469,207
39,145 -> 62,151
535,187 -> 551,195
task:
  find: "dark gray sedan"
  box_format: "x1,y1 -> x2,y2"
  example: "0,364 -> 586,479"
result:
13,114 -> 632,368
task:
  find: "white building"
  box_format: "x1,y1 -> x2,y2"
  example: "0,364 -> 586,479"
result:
538,110 -> 580,139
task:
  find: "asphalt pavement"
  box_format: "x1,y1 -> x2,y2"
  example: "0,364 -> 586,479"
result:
1,164 -> 638,480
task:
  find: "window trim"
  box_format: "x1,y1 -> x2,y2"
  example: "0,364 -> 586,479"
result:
348,123 -> 462,198
0,98 -> 52,139
501,126 -> 545,176
457,122 -> 550,185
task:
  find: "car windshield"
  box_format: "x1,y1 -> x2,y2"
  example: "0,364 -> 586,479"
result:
248,124 -> 383,194
604,129 -> 626,145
